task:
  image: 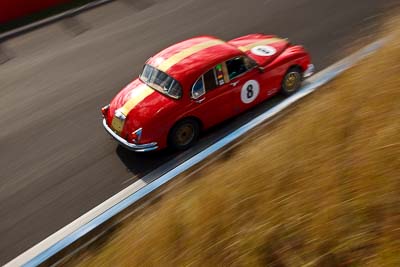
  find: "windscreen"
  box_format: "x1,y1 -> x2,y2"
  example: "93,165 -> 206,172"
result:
140,64 -> 182,99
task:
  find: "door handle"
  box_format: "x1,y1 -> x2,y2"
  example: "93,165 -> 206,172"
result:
230,81 -> 239,87
195,97 -> 206,104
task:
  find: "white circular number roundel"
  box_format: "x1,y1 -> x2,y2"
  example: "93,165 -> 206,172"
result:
251,45 -> 277,56
241,80 -> 260,104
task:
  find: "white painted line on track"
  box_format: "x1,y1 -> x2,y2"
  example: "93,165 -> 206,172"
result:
5,38 -> 385,267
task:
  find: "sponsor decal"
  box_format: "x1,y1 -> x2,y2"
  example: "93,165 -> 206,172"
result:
251,45 -> 277,56
215,63 -> 225,85
240,80 -> 260,104
238,37 -> 284,52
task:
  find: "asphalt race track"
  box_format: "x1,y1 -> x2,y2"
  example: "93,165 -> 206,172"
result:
0,0 -> 397,264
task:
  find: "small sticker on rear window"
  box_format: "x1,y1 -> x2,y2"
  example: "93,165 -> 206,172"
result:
216,64 -> 225,85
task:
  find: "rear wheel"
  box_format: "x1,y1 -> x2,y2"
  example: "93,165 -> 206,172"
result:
281,67 -> 302,96
168,118 -> 200,150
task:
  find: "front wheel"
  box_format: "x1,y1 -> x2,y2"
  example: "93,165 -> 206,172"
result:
281,68 -> 302,96
168,118 -> 200,150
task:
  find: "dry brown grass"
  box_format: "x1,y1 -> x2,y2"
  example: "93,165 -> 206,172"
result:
74,19 -> 399,267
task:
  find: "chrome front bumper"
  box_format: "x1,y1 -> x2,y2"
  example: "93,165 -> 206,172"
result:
102,119 -> 158,152
303,64 -> 315,79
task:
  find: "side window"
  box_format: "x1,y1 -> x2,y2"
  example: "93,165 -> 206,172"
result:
226,57 -> 248,80
192,77 -> 205,99
244,57 -> 257,69
191,66 -> 219,99
203,68 -> 217,91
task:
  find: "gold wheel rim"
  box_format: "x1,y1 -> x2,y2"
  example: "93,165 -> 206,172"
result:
175,124 -> 194,146
285,72 -> 300,91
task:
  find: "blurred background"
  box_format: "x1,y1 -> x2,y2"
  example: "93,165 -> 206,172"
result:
0,0 -> 399,266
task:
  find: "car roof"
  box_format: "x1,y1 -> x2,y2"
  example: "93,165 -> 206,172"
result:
146,36 -> 242,85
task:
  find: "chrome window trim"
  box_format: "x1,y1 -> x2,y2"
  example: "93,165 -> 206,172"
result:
191,75 -> 206,99
225,55 -> 257,81
139,64 -> 183,100
224,55 -> 259,83
190,63 -> 226,99
190,55 -> 258,99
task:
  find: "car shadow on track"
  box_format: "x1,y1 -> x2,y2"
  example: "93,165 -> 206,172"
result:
115,94 -> 286,179
116,145 -> 177,176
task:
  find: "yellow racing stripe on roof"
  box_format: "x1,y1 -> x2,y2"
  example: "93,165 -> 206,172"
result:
158,39 -> 225,72
238,38 -> 284,52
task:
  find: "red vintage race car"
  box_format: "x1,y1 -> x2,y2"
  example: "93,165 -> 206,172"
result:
102,34 -> 314,152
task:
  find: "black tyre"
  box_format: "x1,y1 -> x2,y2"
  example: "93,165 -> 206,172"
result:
281,67 -> 302,96
168,118 -> 200,150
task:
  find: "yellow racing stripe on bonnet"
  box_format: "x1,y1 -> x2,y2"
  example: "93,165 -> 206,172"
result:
157,39 -> 225,72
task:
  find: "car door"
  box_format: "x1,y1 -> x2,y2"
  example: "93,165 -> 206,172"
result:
225,56 -> 272,115
189,63 -> 235,129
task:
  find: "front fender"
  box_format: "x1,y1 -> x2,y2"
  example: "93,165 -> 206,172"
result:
270,45 -> 311,72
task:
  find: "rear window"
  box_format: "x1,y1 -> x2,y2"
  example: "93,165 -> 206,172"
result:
140,64 -> 182,99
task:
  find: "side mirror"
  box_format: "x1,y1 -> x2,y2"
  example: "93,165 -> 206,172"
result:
258,66 -> 265,73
